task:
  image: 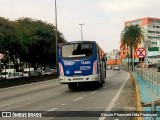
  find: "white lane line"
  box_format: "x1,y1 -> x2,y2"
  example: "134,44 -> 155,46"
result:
91,91 -> 97,94
98,73 -> 130,120
30,85 -> 46,90
61,104 -> 66,106
0,93 -> 51,109
0,79 -> 58,91
0,103 -> 13,108
47,108 -> 59,111
42,108 -> 58,116
73,97 -> 84,101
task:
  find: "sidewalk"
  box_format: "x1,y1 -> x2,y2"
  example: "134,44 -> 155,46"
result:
132,69 -> 160,120
110,71 -> 136,120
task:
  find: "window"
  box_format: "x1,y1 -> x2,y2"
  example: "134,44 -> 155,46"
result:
151,42 -> 157,45
156,31 -> 160,34
61,43 -> 93,58
148,31 -> 155,34
148,36 -> 156,39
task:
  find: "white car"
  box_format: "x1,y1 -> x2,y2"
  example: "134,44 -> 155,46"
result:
7,72 -> 22,79
113,65 -> 120,71
35,68 -> 45,75
106,65 -> 112,70
1,69 -> 16,78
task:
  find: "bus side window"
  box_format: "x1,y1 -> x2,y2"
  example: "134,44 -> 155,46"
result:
97,48 -> 100,61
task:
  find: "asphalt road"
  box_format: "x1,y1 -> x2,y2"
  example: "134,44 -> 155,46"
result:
0,70 -> 130,120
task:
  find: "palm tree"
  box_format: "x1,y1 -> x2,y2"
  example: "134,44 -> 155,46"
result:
121,24 -> 144,71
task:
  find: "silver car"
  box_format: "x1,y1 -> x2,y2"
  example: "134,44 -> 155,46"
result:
113,65 -> 120,71
106,65 -> 112,70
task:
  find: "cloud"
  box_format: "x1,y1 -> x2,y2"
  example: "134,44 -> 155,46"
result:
98,0 -> 142,13
98,0 -> 160,18
0,0 -> 160,52
0,0 -> 54,22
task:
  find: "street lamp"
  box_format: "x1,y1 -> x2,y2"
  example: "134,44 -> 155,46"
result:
55,0 -> 58,74
79,24 -> 84,41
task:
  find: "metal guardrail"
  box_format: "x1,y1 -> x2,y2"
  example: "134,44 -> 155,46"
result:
142,99 -> 160,107
135,70 -> 160,120
136,69 -> 160,96
142,100 -> 160,120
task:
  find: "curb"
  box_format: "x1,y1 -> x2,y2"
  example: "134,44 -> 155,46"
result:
129,72 -> 143,120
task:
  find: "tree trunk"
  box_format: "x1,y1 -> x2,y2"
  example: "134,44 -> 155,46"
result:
130,45 -> 133,71
127,53 -> 129,70
133,49 -> 135,71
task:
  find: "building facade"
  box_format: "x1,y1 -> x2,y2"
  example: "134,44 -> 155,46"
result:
121,17 -> 160,63
106,49 -> 120,65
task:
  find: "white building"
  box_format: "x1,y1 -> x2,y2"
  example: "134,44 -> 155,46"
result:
125,17 -> 160,63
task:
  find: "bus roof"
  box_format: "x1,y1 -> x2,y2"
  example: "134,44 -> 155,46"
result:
62,41 -> 95,44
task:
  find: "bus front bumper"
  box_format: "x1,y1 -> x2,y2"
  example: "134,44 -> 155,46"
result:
59,74 -> 99,84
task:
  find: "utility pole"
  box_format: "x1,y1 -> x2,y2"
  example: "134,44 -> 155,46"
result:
55,0 -> 58,74
79,24 -> 84,41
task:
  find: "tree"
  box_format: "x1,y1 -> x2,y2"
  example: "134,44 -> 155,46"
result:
0,17 -> 22,71
121,24 -> 144,71
14,17 -> 66,69
0,17 -> 66,71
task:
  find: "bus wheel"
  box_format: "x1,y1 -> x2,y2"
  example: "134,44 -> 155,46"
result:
97,74 -> 103,87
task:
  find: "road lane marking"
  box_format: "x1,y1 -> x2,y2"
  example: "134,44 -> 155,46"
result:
42,108 -> 58,116
0,103 -> 13,108
47,108 -> 58,111
98,73 -> 130,120
91,91 -> 97,94
73,97 -> 84,101
0,93 -> 50,108
0,79 -> 58,91
61,104 -> 66,106
30,85 -> 46,90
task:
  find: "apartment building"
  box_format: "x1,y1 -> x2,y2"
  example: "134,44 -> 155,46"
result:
106,49 -> 120,65
121,17 -> 160,63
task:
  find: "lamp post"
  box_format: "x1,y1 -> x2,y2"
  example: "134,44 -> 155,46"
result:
55,0 -> 58,74
79,24 -> 84,41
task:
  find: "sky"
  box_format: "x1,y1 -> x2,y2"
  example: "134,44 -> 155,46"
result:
0,0 -> 160,52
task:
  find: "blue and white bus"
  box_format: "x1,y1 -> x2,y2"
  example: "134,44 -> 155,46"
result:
58,41 -> 106,89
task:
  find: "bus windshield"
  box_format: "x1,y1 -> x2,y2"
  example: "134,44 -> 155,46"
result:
61,43 -> 93,58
